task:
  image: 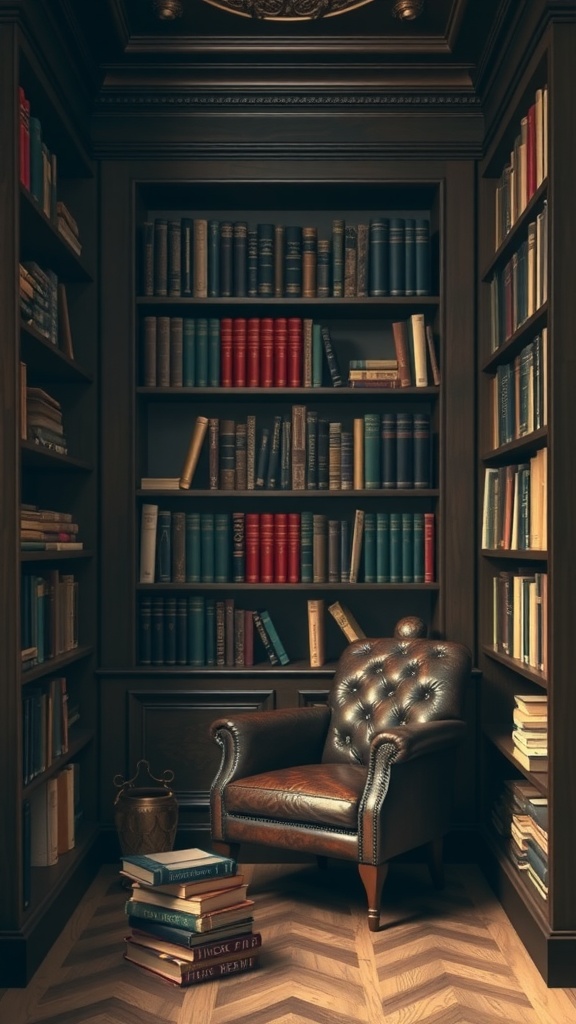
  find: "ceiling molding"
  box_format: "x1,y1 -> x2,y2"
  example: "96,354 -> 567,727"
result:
90,138 -> 483,160
95,86 -> 480,111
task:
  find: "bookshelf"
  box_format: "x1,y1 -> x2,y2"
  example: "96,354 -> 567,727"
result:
0,22 -> 100,985
98,164 -> 476,865
477,19 -> 576,984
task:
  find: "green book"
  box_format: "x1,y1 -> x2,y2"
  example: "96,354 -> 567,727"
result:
376,512 -> 390,583
214,512 -> 231,583
187,596 -> 205,666
312,322 -> 324,387
195,317 -> 208,387
363,413 -> 381,490
363,512 -> 377,583
208,318 -> 220,387
185,512 -> 201,582
259,609 -> 290,665
389,512 -> 402,583
183,318 -> 195,387
200,513 -> 215,582
401,512 -> 414,583
156,510 -> 171,582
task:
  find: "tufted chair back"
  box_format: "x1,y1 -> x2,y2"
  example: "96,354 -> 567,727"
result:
322,638 -> 466,766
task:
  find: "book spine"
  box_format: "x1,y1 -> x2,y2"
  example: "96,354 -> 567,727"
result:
245,513 -> 260,583
179,416 -> 209,490
233,221 -> 248,297
328,519 -> 341,583
302,226 -> 317,298
415,218 -> 431,295
185,512 -> 201,582
181,217 -> 193,295
266,415 -> 282,489
169,317 -> 183,387
274,223 -> 285,297
247,318 -> 260,387
260,609 -> 290,664
154,219 -> 168,296
363,413 -> 381,489
208,418 -> 219,491
253,611 -> 279,665
274,512 -> 288,583
389,217 -> 405,296
317,418 -> 329,490
331,219 -> 344,297
171,511 -> 186,583
225,598 -> 235,666
219,419 -> 236,490
300,510 -> 313,583
312,322 -> 323,387
235,422 -> 248,490
307,599 -> 326,668
413,412 -> 431,489
368,217 -> 389,296
274,317 -> 288,386
259,513 -> 274,583
214,513 -> 231,583
341,430 -> 353,491
195,318 -> 208,387
363,512 -> 377,583
246,415 -> 256,490
215,600 -> 225,665
139,596 -> 152,664
317,239 -> 331,298
208,318 -> 220,387
193,219 -> 208,298
156,511 -> 171,583
291,405 -> 306,490
260,318 -> 274,388
139,504 -> 159,584
151,596 -> 165,665
232,318 -> 247,388
168,220 -> 182,297
344,225 -> 357,297
247,228 -> 258,297
200,515 -> 215,582
413,511 -> 425,583
280,416 -> 291,490
396,412 -> 414,488
392,320 -> 412,387
401,512 -> 414,583
219,221 -> 233,297
254,427 -> 271,489
424,512 -> 435,582
183,318 -> 195,387
257,223 -> 274,297
207,219 -> 220,297
285,225 -> 302,297
232,512 -> 245,582
306,410 -> 318,490
287,317 -> 303,387
320,326 -> 343,387
157,317 -> 170,386
187,596 -> 205,666
164,596 -> 177,665
328,422 -> 342,491
313,514 -> 328,583
404,217 -> 416,296
142,221 -> 154,296
220,318 -> 233,387
376,512 -> 390,583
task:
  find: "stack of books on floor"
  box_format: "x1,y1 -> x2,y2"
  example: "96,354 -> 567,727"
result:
511,694 -> 548,772
121,847 -> 261,986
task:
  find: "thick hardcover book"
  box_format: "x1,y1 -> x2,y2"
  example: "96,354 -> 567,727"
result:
183,318 -> 195,387
260,609 -> 290,665
344,225 -> 357,297
187,596 -> 205,666
164,596 -> 177,665
328,601 -> 366,642
328,422 -> 342,491
181,217 -> 193,296
302,226 -> 318,298
331,219 -> 344,297
120,849 -> 233,888
287,317 -> 303,387
255,427 -> 271,489
171,511 -> 186,583
124,941 -> 259,987
205,598 -> 216,666
356,222 -> 369,297
244,610 -> 254,667
169,317 -> 183,387
424,512 -> 435,582
179,415 -> 209,490
389,217 -> 406,296
266,415 -> 282,489
328,519 -> 341,582
208,417 -> 219,491
285,224 -> 303,296
220,318 -> 233,387
401,512 -> 414,583
317,238 -> 331,298
391,320 -> 412,387
219,419 -> 236,490
219,220 -> 233,297
215,600 -> 225,666
413,511 -> 424,583
225,598 -> 235,667
259,513 -> 274,583
208,318 -> 220,387
235,423 -> 248,490
415,218 -> 431,295
126,928 -> 261,963
300,510 -> 313,583
313,514 -> 328,583
404,217 -> 416,296
207,219 -> 220,297
200,514 -> 215,582
410,313 -> 428,387
260,318 -> 274,387
168,220 -> 182,297
312,322 -> 324,387
253,610 -> 279,665
280,417 -> 291,490
151,596 -> 165,665
291,405 -> 306,490
156,510 -> 171,583
232,318 -> 247,387
247,317 -> 260,387
214,513 -> 231,583
320,326 -> 343,387
308,598 -> 326,668
233,221 -> 248,297
317,417 -> 330,490
363,413 -> 381,490
176,597 -> 187,665
142,221 -> 155,295
425,323 -> 441,386
139,596 -> 152,663
396,412 -> 414,488
246,415 -> 257,490
376,512 -> 390,583
140,504 -> 158,584
381,412 -> 397,488
341,429 -> 353,491
368,217 -> 389,296
306,409 -> 318,489
274,512 -> 288,583
127,918 -> 256,951
195,318 -> 208,388
257,222 -> 274,297
247,228 -> 258,297
349,509 -> 365,584
125,898 -> 254,934
287,512 -> 300,583
154,219 -> 168,296
193,219 -> 208,298
389,512 -> 402,583
413,412 -> 431,489
274,223 -> 285,296
340,518 -> 351,582
364,512 -> 377,583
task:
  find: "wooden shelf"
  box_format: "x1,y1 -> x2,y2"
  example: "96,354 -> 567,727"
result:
137,385 -> 440,399
483,725 -> 548,796
481,427 -> 547,464
136,581 -> 440,591
482,646 -> 547,688
20,188 -> 92,283
23,729 -> 95,797
21,323 -> 92,382
20,645 -> 94,685
21,441 -> 92,472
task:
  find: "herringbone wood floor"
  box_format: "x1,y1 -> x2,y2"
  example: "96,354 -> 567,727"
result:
2,861 -> 576,1024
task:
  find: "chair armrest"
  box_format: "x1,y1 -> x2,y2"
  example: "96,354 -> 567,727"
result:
211,706 -> 330,782
370,719 -> 467,766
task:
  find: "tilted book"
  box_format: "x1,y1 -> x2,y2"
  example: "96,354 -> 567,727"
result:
328,601 -> 366,643
121,847 -> 237,885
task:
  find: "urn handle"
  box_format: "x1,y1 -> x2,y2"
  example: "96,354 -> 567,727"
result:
113,758 -> 175,794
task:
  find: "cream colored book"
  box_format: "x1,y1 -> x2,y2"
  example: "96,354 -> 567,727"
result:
328,601 -> 366,643
139,503 -> 158,583
307,599 -> 326,668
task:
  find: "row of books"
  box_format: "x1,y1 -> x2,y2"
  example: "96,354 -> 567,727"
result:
140,597 -> 289,668
491,776 -> 548,901
481,450 -> 547,551
490,332 -> 548,448
491,570 -> 547,674
21,503 -> 81,551
141,314 -> 439,392
511,693 -> 547,773
141,215 -> 432,300
494,84 -> 548,248
19,261 -> 58,346
140,507 -> 436,585
163,409 -> 433,494
121,847 -> 261,987
21,570 -> 79,665
22,675 -> 71,785
489,204 -> 548,352
23,765 -> 80,874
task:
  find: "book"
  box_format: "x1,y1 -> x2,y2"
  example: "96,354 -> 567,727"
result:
29,778 -> 58,866
307,598 -> 326,668
121,847 -> 237,885
123,938 -> 259,986
125,897 -> 255,933
128,881 -> 249,915
179,415 -> 209,489
348,509 -> 365,583
328,601 -> 366,642
139,504 -> 158,583
57,284 -> 74,360
127,916 -> 255,950
259,609 -> 290,665
514,694 -> 548,716
128,927 -> 261,962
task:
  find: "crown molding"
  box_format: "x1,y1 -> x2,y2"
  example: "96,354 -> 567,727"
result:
90,138 -> 483,160
95,86 -> 480,111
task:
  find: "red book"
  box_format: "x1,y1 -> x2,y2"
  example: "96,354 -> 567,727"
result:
245,513 -> 260,583
260,318 -> 274,388
287,317 -> 303,387
247,318 -> 260,387
244,610 -> 254,667
287,512 -> 301,583
220,318 -> 233,387
424,512 -> 435,583
274,513 -> 288,583
233,318 -> 247,387
274,317 -> 288,387
259,513 -> 274,583
526,102 -> 537,200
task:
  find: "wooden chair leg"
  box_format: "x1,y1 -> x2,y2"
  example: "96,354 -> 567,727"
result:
358,862 -> 389,931
211,841 -> 240,861
425,837 -> 444,889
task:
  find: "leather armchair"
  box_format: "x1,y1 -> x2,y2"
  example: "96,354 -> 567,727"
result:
210,618 -> 471,930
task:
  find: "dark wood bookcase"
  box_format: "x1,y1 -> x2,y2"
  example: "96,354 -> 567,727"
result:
477,16 -> 576,985
0,16 -> 100,986
98,158 -> 476,868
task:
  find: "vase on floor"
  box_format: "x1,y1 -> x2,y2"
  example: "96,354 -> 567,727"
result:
113,759 -> 178,856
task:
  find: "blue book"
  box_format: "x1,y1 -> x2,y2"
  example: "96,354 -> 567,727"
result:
389,217 -> 405,296
247,228 -> 258,297
151,596 -> 165,665
200,513 -> 215,581
183,318 -> 195,386
187,595 -> 206,666
195,318 -> 208,387
413,512 -> 425,583
300,510 -> 314,582
363,413 -> 381,489
121,847 -> 237,886
208,318 -> 220,387
185,512 -> 201,582
368,217 -> 389,297
259,609 -> 290,665
156,510 -> 172,582
415,218 -> 431,295
285,225 -> 303,297
207,219 -> 220,297
376,512 -> 390,583
176,597 -> 187,665
404,217 -> 416,296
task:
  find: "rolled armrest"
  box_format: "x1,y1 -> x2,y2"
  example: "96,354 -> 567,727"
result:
370,719 -> 467,766
211,705 -> 330,782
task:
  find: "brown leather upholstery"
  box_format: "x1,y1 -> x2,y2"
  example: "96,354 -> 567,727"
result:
210,618 -> 470,929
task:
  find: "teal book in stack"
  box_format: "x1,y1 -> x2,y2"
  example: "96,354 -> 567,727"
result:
121,847 -> 262,987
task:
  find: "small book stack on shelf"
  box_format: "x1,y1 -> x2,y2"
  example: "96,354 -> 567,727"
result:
23,387 -> 68,455
491,778 -> 548,901
121,847 -> 261,987
511,694 -> 548,772
21,504 -> 82,551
